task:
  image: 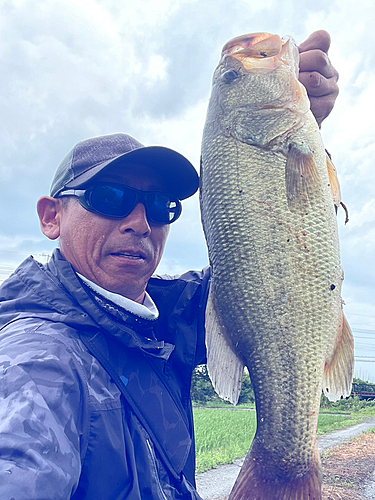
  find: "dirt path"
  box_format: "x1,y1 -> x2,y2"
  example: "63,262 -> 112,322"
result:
321,430 -> 375,499
196,417 -> 375,500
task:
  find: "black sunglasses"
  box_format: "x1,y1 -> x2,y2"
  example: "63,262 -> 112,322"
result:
58,183 -> 182,224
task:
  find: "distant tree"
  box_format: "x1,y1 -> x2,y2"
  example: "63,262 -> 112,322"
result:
191,365 -> 254,405
190,365 -> 217,404
238,369 -> 255,404
352,377 -> 375,395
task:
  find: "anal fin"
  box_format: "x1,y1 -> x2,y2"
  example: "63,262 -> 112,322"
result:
323,312 -> 354,402
205,288 -> 244,405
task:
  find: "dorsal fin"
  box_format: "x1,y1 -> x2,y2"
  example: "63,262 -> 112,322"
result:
326,152 -> 341,208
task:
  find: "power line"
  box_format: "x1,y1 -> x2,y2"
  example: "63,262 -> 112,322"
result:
0,249 -> 37,255
347,312 -> 375,319
0,251 -> 51,257
353,329 -> 375,334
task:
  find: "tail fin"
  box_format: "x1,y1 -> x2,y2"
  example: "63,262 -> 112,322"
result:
228,439 -> 322,500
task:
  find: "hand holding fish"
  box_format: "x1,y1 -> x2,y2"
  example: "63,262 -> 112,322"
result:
298,30 -> 339,127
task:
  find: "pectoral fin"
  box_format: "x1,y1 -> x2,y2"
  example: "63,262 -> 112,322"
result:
322,312 -> 354,402
285,143 -> 321,214
205,288 -> 244,405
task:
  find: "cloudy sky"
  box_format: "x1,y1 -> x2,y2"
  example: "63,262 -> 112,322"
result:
1,0 -> 374,381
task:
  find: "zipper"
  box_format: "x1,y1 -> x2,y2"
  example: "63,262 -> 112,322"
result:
146,438 -> 169,500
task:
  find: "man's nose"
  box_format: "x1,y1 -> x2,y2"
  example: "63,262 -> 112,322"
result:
118,203 -> 151,236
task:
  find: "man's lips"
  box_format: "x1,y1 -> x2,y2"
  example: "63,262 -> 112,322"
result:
110,250 -> 147,261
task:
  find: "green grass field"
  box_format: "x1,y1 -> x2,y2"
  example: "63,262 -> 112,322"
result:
194,409 -> 257,472
193,408 -> 375,473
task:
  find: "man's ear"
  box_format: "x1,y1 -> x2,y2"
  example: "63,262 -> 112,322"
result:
37,196 -> 63,240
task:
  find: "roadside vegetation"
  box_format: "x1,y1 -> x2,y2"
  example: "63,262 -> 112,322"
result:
191,368 -> 375,473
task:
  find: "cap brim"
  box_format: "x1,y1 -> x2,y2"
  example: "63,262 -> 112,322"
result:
65,146 -> 199,200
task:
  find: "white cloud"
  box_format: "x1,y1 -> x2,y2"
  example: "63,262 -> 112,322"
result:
0,0 -> 374,372
349,200 -> 375,228
144,55 -> 169,84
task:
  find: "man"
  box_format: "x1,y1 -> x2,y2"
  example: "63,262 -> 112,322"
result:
0,31 -> 339,499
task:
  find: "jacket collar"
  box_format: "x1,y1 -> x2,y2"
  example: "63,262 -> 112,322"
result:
9,249 -> 174,360
77,272 -> 159,320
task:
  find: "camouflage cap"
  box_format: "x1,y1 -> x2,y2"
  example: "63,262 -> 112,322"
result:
50,133 -> 199,200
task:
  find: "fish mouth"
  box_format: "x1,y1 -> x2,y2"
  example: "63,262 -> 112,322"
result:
221,32 -> 298,75
222,33 -> 282,59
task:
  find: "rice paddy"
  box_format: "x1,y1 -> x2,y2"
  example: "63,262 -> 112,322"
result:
194,409 -> 257,472
193,408 -> 370,473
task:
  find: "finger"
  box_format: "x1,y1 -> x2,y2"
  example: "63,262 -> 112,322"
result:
299,72 -> 339,98
298,30 -> 331,54
299,50 -> 338,79
308,96 -> 336,127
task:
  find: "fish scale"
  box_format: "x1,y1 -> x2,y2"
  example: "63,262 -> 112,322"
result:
200,33 -> 353,499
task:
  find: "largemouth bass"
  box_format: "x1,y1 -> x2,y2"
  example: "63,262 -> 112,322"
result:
200,33 -> 354,500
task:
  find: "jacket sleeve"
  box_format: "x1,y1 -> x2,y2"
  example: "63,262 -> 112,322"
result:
0,321 -> 89,500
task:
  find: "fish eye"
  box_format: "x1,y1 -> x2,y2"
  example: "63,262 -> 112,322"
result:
222,70 -> 239,83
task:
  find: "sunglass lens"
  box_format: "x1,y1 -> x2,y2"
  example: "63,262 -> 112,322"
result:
90,185 -> 135,217
147,194 -> 181,224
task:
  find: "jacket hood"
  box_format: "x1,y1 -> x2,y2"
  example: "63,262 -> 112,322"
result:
0,249 -> 173,358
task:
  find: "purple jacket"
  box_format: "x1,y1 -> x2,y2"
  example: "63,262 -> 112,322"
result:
0,249 -> 210,499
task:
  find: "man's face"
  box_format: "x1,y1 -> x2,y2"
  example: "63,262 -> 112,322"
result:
57,164 -> 170,303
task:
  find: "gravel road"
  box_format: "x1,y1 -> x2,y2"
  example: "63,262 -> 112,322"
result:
196,416 -> 375,499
